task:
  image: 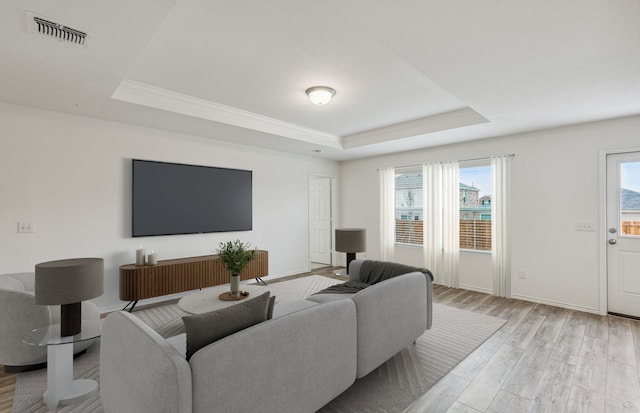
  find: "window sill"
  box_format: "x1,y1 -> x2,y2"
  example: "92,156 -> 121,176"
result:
395,242 -> 422,249
395,243 -> 492,255
460,249 -> 491,255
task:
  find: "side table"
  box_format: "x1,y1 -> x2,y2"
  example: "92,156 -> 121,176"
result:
23,320 -> 101,410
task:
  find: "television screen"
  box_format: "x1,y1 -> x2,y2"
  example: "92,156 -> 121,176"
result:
132,159 -> 252,237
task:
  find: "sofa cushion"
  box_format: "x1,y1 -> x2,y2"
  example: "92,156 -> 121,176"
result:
272,299 -> 318,318
306,293 -> 355,304
182,291 -> 271,360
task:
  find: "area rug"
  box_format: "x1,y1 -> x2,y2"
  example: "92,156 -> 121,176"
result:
11,275 -> 505,413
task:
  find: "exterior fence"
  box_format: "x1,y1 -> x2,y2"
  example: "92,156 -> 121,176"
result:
396,220 -> 424,245
460,220 -> 491,251
397,220 -> 639,249
622,221 -> 640,236
395,219 -> 492,251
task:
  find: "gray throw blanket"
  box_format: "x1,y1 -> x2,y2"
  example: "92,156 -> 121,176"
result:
359,260 -> 433,284
312,260 -> 433,295
314,280 -> 371,295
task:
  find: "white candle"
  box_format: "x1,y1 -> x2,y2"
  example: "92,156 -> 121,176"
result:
136,247 -> 146,266
147,251 -> 158,265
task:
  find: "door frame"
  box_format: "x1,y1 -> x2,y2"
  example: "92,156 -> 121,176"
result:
598,145 -> 640,315
308,172 -> 336,270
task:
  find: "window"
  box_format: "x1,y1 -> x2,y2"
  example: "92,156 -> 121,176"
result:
620,162 -> 640,236
393,162 -> 493,251
459,163 -> 492,251
395,170 -> 423,245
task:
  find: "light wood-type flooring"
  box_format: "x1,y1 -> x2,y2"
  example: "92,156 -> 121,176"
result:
407,284 -> 640,413
2,268 -> 639,413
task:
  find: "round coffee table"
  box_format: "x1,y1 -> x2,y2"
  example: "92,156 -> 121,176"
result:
178,284 -> 271,314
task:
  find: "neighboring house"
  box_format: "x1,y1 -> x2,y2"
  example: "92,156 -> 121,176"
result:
459,184 -> 489,221
460,205 -> 492,221
395,176 -> 491,222
395,173 -> 423,220
622,188 -> 640,222
459,183 -> 480,207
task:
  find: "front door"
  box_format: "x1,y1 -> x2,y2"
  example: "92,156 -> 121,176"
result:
607,151 -> 640,317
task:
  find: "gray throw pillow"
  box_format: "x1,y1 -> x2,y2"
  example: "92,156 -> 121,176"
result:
182,291 -> 271,360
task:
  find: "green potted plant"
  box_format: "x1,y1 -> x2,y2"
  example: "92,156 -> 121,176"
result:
218,239 -> 257,298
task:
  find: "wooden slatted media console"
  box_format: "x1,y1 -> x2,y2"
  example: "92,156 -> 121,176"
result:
119,250 -> 269,311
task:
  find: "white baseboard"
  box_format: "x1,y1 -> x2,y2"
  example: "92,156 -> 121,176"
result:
436,284 -> 602,315
510,293 -> 600,315
458,284 -> 493,295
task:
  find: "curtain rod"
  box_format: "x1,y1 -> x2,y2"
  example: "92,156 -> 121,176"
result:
377,154 -> 515,171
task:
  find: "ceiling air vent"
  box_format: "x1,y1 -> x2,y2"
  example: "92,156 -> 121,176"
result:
27,12 -> 87,46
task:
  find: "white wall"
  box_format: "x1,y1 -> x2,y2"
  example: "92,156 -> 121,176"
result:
341,115 -> 640,313
0,103 -> 339,311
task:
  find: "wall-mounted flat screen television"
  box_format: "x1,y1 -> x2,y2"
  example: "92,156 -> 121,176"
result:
132,159 -> 252,237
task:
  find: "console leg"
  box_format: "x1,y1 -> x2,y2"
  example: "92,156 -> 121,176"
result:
122,300 -> 139,312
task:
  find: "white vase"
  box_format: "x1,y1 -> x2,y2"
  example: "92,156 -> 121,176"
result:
230,274 -> 240,297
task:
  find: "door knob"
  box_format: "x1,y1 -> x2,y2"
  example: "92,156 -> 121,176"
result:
609,239 -> 617,245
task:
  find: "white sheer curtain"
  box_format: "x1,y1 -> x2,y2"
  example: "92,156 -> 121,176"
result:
423,162 -> 460,287
491,155 -> 512,297
379,167 -> 395,261
422,163 -> 442,279
441,161 -> 460,288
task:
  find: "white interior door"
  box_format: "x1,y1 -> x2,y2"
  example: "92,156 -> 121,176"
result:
309,177 -> 332,265
607,151 -> 640,317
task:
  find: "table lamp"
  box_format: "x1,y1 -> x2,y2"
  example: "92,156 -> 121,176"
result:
335,228 -> 367,274
35,258 -> 104,337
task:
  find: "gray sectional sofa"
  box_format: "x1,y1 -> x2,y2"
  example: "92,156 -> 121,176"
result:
100,260 -> 433,413
307,259 -> 433,378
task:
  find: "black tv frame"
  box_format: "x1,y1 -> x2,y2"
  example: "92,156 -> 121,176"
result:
132,159 -> 252,237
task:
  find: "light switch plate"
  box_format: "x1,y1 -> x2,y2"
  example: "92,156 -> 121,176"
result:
18,221 -> 36,233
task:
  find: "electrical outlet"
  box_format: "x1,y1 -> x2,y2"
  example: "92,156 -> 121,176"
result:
17,221 -> 36,233
518,271 -> 527,279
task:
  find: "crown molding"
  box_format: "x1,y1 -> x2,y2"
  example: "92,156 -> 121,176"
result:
112,80 -> 489,152
112,79 -> 342,149
341,108 -> 489,149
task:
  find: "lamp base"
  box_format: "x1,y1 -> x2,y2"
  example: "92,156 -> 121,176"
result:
346,252 -> 356,274
61,302 -> 82,337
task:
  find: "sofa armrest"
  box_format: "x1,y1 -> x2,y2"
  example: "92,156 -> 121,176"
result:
425,272 -> 433,330
348,259 -> 364,282
100,312 -> 192,413
351,272 -> 427,378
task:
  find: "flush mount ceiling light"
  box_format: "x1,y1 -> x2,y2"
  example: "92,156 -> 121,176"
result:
305,86 -> 336,105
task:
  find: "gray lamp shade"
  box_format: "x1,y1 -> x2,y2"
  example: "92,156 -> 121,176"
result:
35,258 -> 104,305
335,228 -> 367,253
36,257 -> 103,337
